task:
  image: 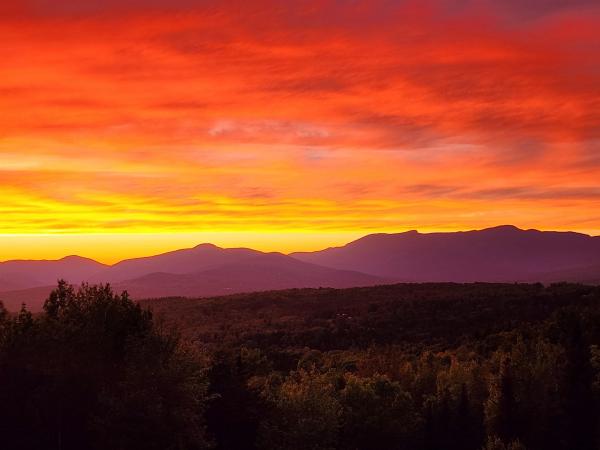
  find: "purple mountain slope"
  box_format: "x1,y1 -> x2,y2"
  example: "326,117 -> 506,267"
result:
533,264 -> 600,285
112,252 -> 386,300
0,252 -> 386,312
0,286 -> 56,312
2,225 -> 600,312
89,243 -> 262,283
0,256 -> 107,287
291,225 -> 600,282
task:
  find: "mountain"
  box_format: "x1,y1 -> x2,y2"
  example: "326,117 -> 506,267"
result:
0,273 -> 43,292
535,264 -> 600,285
112,252 -> 386,299
2,225 -> 600,312
0,286 -> 56,313
0,256 -> 107,289
291,225 -> 600,282
0,249 -> 385,312
89,243 -> 261,283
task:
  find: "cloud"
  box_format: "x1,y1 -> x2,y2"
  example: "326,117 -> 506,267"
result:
468,186 -> 600,200
0,0 -> 599,244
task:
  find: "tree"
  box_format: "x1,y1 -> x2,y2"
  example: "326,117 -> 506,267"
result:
557,310 -> 596,450
485,357 -> 519,443
0,282 -> 212,450
258,369 -> 341,450
455,382 -> 481,450
205,348 -> 270,450
338,373 -> 419,450
483,436 -> 527,450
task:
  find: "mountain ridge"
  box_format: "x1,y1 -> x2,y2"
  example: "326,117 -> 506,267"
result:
291,225 -> 600,281
0,245 -> 388,311
1,226 -> 599,311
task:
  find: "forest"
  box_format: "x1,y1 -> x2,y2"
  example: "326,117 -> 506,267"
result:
0,281 -> 599,450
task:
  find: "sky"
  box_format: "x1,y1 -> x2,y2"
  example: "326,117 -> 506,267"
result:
0,0 -> 599,263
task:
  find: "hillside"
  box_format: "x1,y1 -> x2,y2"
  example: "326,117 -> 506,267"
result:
0,253 -> 385,312
3,281 -> 600,450
291,225 -> 600,282
0,256 -> 107,287
89,244 -> 262,283
144,282 -> 600,351
113,253 -> 386,300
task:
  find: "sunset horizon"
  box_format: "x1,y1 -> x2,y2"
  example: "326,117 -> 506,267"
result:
2,0 -> 599,263
1,223 -> 599,265
1,2 -> 600,449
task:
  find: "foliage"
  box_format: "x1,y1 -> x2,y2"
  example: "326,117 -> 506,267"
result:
258,369 -> 342,450
1,281 -> 600,449
0,281 -> 212,450
483,436 -> 527,450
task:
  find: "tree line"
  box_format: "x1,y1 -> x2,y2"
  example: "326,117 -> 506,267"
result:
0,281 -> 598,449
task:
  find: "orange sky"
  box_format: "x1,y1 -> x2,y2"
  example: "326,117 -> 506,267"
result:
1,0 -> 599,263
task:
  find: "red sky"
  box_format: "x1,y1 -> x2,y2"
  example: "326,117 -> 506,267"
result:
1,0 -> 599,262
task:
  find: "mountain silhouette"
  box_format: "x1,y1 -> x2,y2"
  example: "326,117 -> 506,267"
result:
1,225 -> 599,312
89,243 -> 261,283
0,255 -> 107,288
112,252 -> 386,299
0,248 -> 385,311
291,225 -> 600,282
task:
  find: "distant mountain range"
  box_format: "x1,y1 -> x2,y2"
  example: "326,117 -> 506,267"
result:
0,244 -> 386,311
292,225 -> 600,282
1,225 -> 599,311
0,256 -> 107,290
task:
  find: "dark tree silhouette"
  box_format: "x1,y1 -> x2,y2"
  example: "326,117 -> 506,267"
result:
485,357 -> 520,443
0,282 -> 212,450
557,311 -> 596,450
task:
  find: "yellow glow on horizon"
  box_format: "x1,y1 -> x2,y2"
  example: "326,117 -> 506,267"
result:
2,223 -> 598,265
0,232 -> 366,264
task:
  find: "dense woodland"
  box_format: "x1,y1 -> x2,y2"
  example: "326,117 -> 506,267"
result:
1,281 -> 599,449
